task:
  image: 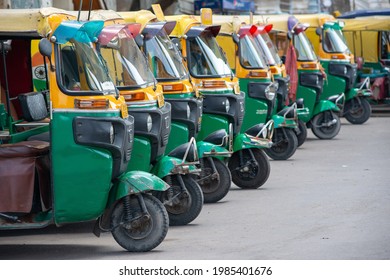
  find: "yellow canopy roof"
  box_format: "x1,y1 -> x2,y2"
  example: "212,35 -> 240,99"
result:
0,7 -> 76,37
342,16 -> 390,31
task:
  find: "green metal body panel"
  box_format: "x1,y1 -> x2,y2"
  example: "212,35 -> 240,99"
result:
51,110 -> 116,225
127,136 -> 152,172
297,107 -> 311,123
272,114 -> 296,128
312,99 -> 339,116
196,113 -> 229,141
239,78 -> 269,132
151,155 -> 191,178
196,140 -> 230,160
108,170 -> 169,205
165,121 -> 189,154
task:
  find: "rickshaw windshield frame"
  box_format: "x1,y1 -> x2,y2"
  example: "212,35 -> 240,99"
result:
322,28 -> 350,54
99,29 -> 156,90
145,32 -> 189,82
187,32 -> 232,78
255,32 -> 282,66
238,35 -> 268,69
55,40 -> 117,96
293,32 -> 317,61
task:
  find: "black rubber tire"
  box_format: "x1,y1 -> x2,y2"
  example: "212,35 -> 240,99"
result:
197,157 -> 232,203
264,128 -> 298,160
311,111 -> 341,139
228,148 -> 270,189
163,175 -> 204,226
111,194 -> 169,252
296,119 -> 307,147
344,97 -> 372,125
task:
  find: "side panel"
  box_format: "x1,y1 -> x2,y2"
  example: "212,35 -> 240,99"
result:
165,121 -> 189,154
126,136 -> 152,172
51,110 -> 116,224
196,114 -> 229,142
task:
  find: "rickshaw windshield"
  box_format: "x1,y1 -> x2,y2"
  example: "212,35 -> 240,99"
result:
254,32 -> 282,66
187,32 -> 232,77
293,32 -> 317,61
322,28 -> 350,54
99,30 -> 155,89
58,40 -> 116,94
239,35 -> 268,69
145,33 -> 188,81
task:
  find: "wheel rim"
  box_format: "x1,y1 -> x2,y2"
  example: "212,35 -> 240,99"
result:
198,158 -> 220,194
121,214 -> 154,240
164,185 -> 192,215
233,151 -> 259,181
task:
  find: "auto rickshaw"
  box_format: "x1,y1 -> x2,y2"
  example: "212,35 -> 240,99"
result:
295,14 -> 372,124
249,19 -> 310,147
119,8 -> 232,203
0,8 -> 170,252
79,10 -> 203,226
166,9 -> 274,189
339,14 -> 390,104
214,16 -> 299,160
261,14 -> 342,140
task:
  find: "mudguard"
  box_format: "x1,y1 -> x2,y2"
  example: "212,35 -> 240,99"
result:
313,99 -> 340,116
109,170 -> 169,204
196,140 -> 231,159
151,155 -> 198,178
271,115 -> 297,129
297,107 -> 311,123
233,133 -> 272,152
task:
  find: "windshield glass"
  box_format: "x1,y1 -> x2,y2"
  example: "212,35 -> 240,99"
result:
187,31 -> 232,77
239,35 -> 268,69
322,28 -> 350,53
145,32 -> 188,81
59,40 -> 116,94
254,32 -> 282,66
294,32 -> 317,61
99,29 -> 156,89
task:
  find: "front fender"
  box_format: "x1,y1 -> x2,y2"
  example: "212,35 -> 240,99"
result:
313,99 -> 339,116
151,155 -> 198,178
197,140 -> 231,159
297,107 -> 311,123
271,115 -> 297,129
109,171 -> 169,204
233,133 -> 272,151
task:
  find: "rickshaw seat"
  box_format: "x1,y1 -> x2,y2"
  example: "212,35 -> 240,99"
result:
18,91 -> 49,122
0,140 -> 51,213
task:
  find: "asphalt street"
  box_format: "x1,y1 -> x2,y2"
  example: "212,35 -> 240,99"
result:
1,116 -> 389,260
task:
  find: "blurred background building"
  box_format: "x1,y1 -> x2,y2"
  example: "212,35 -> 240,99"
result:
0,0 -> 389,15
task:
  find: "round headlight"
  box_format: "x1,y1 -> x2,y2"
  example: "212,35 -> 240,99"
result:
265,87 -> 276,100
343,67 -> 348,75
147,114 -> 153,132
186,104 -> 191,119
109,124 -> 115,144
225,99 -> 230,113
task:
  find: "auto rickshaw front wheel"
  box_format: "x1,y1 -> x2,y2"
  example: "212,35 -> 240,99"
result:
197,157 -> 232,203
264,128 -> 298,160
311,111 -> 341,140
111,194 -> 169,252
228,148 -> 270,189
343,97 -> 371,125
162,175 -> 204,226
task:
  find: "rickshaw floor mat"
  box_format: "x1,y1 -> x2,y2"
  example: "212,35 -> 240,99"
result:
0,140 -> 51,213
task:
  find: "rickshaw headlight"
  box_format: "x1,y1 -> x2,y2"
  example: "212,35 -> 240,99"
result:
186,104 -> 191,119
109,124 -> 115,144
265,85 -> 276,100
315,76 -> 319,85
225,99 -> 230,113
343,67 -> 348,75
147,114 -> 153,132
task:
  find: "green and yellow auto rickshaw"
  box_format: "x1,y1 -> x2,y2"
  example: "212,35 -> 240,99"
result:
261,14 -> 343,139
295,14 -> 372,124
119,8 -> 233,203
166,9 -> 274,189
214,16 -> 300,160
340,14 -> 390,104
77,9 -> 203,226
0,8 -> 170,252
